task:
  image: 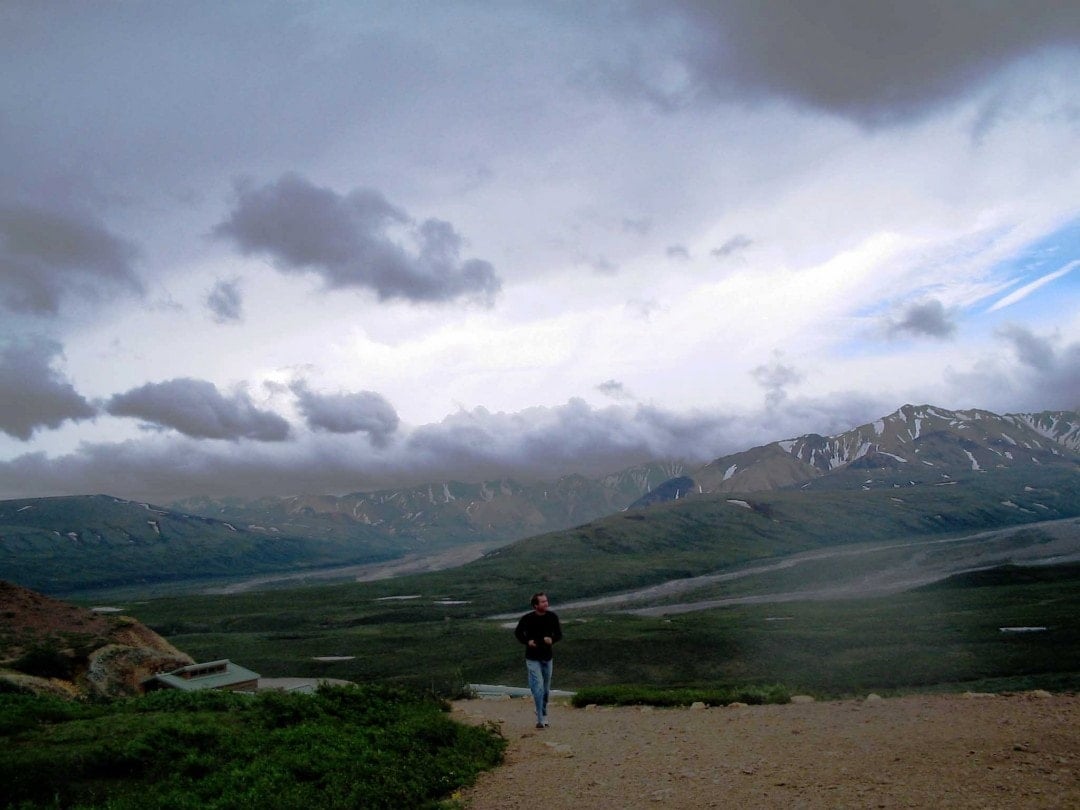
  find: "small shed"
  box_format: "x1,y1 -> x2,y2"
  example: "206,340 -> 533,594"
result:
143,659 -> 260,693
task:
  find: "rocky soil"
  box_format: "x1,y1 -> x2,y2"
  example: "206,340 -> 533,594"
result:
0,580 -> 192,697
453,691 -> 1079,809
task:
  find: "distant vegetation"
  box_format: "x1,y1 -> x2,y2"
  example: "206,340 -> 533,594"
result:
111,467 -> 1080,700
570,683 -> 791,708
0,684 -> 504,809
202,569 -> 1079,696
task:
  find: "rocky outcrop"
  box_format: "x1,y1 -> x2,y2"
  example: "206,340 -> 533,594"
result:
0,580 -> 192,698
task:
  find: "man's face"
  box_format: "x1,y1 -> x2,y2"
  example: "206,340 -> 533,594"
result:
534,595 -> 549,613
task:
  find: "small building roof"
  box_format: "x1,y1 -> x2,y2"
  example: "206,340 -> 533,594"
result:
146,659 -> 260,692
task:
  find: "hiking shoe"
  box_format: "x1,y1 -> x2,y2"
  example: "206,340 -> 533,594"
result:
535,722 -> 545,729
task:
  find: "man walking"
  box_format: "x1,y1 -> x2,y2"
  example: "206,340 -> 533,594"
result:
514,591 -> 562,728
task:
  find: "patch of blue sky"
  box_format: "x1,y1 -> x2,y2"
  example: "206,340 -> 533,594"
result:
835,218 -> 1079,360
983,216 -> 1080,317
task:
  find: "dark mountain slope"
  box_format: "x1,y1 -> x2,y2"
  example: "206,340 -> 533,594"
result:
0,495 -> 397,594
458,464 -> 1080,603
170,463 -> 684,550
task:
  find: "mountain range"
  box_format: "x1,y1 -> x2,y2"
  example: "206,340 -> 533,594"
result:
643,404 -> 1080,500
1,404 -> 1076,596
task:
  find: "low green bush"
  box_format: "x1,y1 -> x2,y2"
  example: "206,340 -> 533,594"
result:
0,684 -> 505,809
570,682 -> 791,708
0,693 -> 90,735
11,644 -> 80,680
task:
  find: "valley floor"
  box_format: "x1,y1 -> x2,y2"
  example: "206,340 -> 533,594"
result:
199,541 -> 494,594
547,516 -> 1080,617
453,691 -> 1080,809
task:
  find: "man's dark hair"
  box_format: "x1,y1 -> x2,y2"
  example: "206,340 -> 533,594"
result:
530,592 -> 547,607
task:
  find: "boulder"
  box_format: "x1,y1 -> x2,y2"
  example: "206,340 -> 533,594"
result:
0,580 -> 193,699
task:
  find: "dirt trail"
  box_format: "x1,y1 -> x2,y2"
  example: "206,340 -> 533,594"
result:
453,692 -> 1080,809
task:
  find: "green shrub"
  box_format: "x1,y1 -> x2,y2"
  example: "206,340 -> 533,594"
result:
11,645 -> 79,680
570,682 -> 791,708
131,688 -> 248,714
0,693 -> 92,735
0,684 -> 505,809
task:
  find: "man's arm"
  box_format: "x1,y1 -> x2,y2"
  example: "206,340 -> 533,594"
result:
514,615 -> 530,645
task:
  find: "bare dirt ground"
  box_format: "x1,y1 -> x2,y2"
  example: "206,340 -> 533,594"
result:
452,692 -> 1080,809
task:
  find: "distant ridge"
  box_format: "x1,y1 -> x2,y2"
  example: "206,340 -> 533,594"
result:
643,405 -> 1080,505
0,494 -> 398,594
2,405 -> 1076,595
0,465 -> 684,595
169,462 -> 684,550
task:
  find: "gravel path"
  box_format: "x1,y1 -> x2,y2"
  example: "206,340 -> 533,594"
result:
452,692 -> 1079,809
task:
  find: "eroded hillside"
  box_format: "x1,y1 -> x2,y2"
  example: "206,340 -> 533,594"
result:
0,581 -> 192,697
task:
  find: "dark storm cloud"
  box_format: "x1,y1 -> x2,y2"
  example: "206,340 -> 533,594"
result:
213,174 -> 501,305
997,324 -> 1056,371
711,234 -> 752,260
206,279 -> 243,323
622,1 -> 1080,124
406,399 -> 746,483
407,402 -> 656,481
0,337 -> 96,440
291,382 -> 399,446
598,380 -> 632,400
946,327 -> 1080,412
886,299 -> 957,340
405,395 -> 897,485
0,204 -> 142,315
767,391 -> 900,442
0,392 -> 914,502
106,378 -> 290,441
997,326 -> 1080,408
751,358 -> 803,408
0,439 -> 386,503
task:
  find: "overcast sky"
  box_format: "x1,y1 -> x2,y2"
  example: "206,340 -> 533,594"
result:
1,1 -> 1078,502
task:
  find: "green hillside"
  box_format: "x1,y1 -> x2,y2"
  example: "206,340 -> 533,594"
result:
428,465 -> 1080,604
0,495 -> 400,595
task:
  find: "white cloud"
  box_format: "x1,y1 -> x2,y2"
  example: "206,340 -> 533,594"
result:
988,260 -> 1078,312
0,2 -> 1077,500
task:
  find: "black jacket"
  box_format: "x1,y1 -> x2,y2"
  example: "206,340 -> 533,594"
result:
514,610 -> 562,661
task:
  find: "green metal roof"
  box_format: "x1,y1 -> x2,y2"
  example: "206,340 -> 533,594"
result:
148,659 -> 260,692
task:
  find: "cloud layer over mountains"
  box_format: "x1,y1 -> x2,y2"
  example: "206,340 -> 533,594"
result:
0,2 -> 1077,501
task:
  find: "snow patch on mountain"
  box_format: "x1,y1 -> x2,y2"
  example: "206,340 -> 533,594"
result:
1012,412 -> 1080,452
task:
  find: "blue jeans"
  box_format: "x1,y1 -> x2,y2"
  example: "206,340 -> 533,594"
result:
526,658 -> 553,724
